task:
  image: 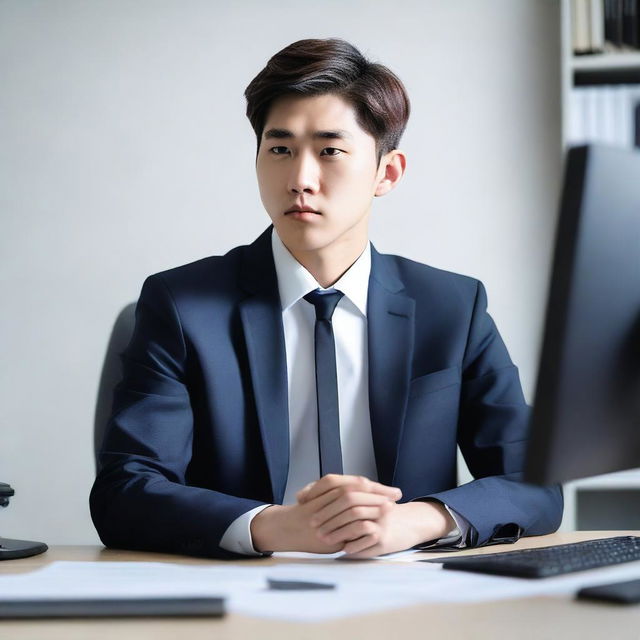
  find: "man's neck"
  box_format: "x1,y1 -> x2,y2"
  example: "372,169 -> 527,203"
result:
287,237 -> 368,289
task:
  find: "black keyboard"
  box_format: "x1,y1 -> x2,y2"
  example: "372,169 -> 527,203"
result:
422,536 -> 640,578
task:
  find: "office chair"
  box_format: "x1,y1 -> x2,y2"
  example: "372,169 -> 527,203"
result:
94,303 -> 137,469
0,303 -> 138,561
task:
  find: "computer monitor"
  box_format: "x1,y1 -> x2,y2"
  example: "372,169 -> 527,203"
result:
524,144 -> 640,485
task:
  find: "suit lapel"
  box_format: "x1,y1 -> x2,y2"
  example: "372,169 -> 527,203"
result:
239,227 -> 289,504
367,246 -> 415,486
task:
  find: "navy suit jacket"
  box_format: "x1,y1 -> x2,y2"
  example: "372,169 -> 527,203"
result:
90,226 -> 563,559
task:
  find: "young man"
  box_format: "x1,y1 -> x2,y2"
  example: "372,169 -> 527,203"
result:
90,38 -> 563,559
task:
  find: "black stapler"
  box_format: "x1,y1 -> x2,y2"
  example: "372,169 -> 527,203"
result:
0,483 -> 48,560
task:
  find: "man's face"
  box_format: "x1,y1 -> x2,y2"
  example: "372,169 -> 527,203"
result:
256,93 -> 384,258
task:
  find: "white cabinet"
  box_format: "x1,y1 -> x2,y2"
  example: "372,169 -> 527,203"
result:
561,469 -> 640,531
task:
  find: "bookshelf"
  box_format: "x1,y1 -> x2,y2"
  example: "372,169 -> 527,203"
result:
558,0 -> 640,532
572,51 -> 640,71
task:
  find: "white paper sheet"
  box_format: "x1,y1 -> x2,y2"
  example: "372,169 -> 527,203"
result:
272,547 -> 421,561
1,559 -> 639,622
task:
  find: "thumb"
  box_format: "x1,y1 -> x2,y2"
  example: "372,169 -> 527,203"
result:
296,482 -> 316,504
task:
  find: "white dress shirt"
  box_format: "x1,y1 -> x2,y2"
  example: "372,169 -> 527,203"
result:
219,229 -> 470,555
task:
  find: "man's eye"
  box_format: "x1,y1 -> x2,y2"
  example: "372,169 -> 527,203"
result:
268,146 -> 342,156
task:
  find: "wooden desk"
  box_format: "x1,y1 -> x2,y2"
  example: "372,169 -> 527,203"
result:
1,531 -> 639,640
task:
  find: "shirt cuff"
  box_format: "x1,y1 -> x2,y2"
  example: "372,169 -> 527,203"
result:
412,500 -> 472,549
219,504 -> 273,556
438,503 -> 470,548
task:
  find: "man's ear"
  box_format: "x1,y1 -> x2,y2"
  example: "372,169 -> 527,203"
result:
374,150 -> 407,197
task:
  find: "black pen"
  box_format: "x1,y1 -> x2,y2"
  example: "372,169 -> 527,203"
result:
267,578 -> 336,591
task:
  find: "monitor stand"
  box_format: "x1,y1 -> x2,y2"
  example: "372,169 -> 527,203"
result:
0,536 -> 48,560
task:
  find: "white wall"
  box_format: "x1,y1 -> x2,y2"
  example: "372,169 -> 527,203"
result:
0,0 -> 562,544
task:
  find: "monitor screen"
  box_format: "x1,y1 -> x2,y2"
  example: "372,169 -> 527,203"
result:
525,144 -> 640,485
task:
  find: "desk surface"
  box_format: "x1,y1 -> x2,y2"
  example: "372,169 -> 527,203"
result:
2,531 -> 639,640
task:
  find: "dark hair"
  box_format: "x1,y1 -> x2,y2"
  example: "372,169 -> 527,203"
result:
244,38 -> 410,166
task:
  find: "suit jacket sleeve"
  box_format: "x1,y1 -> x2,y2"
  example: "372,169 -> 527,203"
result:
424,281 -> 563,548
90,274 -> 269,559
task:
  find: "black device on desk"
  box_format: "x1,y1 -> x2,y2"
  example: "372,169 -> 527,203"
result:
524,144 -> 640,486
0,597 -> 225,619
434,145 -> 640,601
424,535 -> 640,578
0,482 -> 48,560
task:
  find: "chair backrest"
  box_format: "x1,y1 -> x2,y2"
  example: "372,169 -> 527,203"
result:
94,303 -> 137,469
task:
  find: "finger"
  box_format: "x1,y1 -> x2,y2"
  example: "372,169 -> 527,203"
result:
295,482 -> 316,503
319,518 -> 379,547
299,474 -> 402,504
310,492 -> 391,529
341,501 -> 393,557
298,485 -> 364,519
297,474 -> 363,504
342,539 -> 383,558
305,485 -> 357,514
316,506 -> 383,537
296,474 -> 344,504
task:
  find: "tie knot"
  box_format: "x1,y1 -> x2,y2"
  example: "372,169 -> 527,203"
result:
303,289 -> 344,321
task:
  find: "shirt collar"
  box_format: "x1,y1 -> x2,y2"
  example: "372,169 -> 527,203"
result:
271,228 -> 370,317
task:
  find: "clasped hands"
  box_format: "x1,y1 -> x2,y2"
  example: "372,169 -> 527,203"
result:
250,474 -> 456,559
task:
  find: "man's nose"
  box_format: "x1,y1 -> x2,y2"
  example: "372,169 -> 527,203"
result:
288,152 -> 319,194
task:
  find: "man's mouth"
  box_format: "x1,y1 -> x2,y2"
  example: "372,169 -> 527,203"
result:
284,204 -> 320,215
284,209 -> 322,220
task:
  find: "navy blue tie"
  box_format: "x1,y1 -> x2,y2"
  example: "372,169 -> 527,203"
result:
303,289 -> 345,476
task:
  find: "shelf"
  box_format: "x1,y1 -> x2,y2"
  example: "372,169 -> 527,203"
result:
560,470 -> 640,532
565,469 -> 640,490
571,52 -> 640,85
572,52 -> 640,71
